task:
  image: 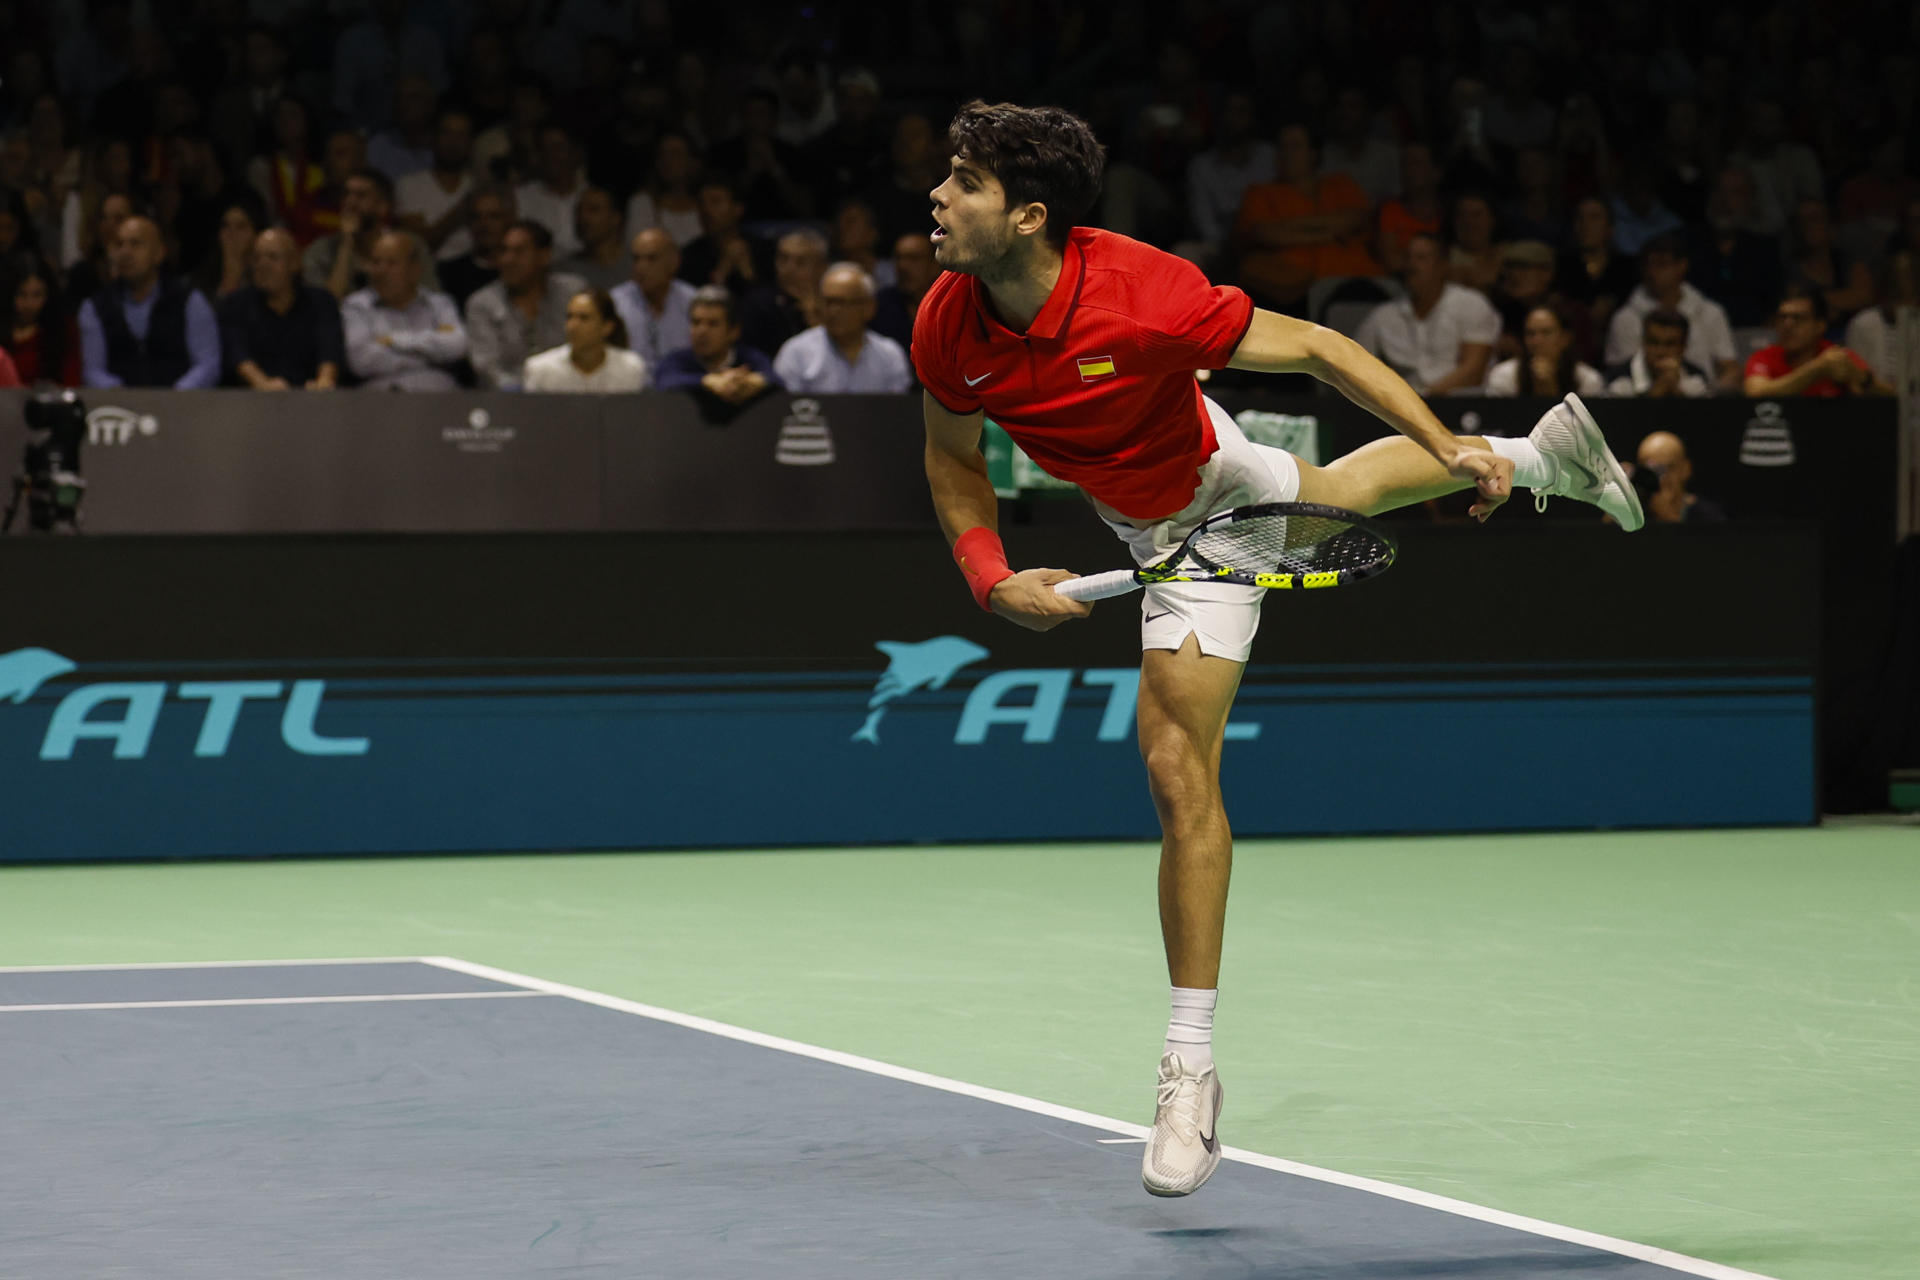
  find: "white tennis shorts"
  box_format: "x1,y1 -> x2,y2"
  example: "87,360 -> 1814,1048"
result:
1093,396 -> 1302,663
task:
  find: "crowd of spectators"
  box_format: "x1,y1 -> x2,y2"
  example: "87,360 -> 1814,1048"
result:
1,0 -> 1915,411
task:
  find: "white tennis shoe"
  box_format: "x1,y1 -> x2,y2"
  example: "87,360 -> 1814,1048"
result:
1525,393 -> 1645,531
1141,1051 -> 1224,1197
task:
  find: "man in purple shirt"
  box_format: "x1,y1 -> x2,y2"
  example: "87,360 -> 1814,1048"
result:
77,217 -> 222,389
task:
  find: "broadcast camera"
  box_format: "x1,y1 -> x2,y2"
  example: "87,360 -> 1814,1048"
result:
3,388 -> 88,533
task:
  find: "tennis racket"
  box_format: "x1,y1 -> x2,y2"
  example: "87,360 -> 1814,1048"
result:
1053,502 -> 1397,601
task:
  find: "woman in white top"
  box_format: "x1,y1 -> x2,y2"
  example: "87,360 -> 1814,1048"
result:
1485,304 -> 1606,398
523,289 -> 649,392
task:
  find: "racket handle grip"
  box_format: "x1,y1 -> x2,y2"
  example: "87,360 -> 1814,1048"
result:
1053,570 -> 1142,601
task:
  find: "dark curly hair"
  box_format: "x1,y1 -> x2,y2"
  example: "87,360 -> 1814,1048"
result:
945,100 -> 1105,247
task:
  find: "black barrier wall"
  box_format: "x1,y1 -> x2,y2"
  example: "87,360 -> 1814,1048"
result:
0,525 -> 1817,859
0,390 -> 1896,537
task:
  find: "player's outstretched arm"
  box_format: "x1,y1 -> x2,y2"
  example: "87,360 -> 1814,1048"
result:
922,392 -> 1090,631
1226,308 -> 1510,508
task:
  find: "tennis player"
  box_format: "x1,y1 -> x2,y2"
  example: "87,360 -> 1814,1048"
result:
915,101 -> 1643,1199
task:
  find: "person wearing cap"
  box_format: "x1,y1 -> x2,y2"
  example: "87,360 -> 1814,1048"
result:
1488,239 -> 1560,361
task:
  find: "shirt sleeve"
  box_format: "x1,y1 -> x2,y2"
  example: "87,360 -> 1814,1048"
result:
1459,292 -> 1501,348
175,292 -> 222,389
771,335 -> 804,391
1130,256 -> 1256,374
909,279 -> 978,414
217,296 -> 254,381
0,348 -> 19,388
1701,304 -> 1736,366
314,293 -> 346,371
77,300 -> 121,388
1604,309 -> 1637,366
1483,360 -> 1516,396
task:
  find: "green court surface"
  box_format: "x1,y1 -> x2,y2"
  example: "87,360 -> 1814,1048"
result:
3,826 -> 1914,1280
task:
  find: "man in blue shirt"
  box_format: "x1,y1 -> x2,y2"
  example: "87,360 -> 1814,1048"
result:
78,216 -> 222,389
771,262 -> 912,393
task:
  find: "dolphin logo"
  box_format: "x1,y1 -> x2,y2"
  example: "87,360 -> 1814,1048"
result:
851,636 -> 989,744
0,648 -> 78,704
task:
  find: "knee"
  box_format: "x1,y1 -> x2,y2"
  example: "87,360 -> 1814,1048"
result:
1141,729 -> 1220,822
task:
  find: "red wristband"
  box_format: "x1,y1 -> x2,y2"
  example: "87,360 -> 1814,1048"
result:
952,526 -> 1014,612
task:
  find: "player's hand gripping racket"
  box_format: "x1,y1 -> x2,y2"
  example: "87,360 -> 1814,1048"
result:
1053,502 -> 1397,601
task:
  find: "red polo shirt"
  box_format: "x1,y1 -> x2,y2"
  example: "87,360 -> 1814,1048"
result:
1744,339 -> 1869,397
912,227 -> 1255,520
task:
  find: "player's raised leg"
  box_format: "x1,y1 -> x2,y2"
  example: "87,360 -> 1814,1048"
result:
1136,633 -> 1239,1197
1298,394 -> 1645,529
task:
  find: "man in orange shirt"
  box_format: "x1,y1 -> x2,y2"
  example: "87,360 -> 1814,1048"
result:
1233,123 -> 1382,310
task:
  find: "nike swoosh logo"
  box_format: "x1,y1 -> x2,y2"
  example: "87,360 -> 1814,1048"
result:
1566,458 -> 1600,488
1143,611 -> 1173,624
964,371 -> 991,386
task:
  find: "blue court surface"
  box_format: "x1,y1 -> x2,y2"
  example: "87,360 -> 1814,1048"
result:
0,959 -> 1778,1279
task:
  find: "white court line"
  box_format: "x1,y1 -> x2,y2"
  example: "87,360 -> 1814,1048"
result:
420,955 -> 1782,1280
0,990 -> 553,1014
0,956 -> 430,974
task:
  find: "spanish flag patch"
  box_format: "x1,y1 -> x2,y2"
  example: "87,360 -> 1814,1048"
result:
1077,355 -> 1117,381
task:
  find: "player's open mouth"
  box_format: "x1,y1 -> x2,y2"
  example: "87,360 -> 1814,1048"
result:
931,224 -> 947,242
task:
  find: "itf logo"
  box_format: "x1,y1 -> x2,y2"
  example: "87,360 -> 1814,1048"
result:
0,647 -> 369,760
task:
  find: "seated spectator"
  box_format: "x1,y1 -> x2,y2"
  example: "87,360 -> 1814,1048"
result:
772,262 -> 912,394
623,133 -> 704,249
248,96 -> 327,247
610,228 -> 696,373
1320,88 -> 1399,207
1186,91 -> 1275,262
811,67 -> 890,210
830,197 -> 896,292
61,191 -> 135,312
1488,240 -> 1558,360
1843,251 -> 1917,385
1234,123 -> 1382,311
464,219 -> 586,390
1484,43 -> 1555,156
394,107 -> 476,262
1743,284 -> 1892,398
863,113 -> 947,244
2,258 -> 83,386
1632,431 -> 1726,524
1499,148 -> 1561,246
1555,198 -> 1638,351
1688,166 -> 1783,329
558,187 -> 631,291
1836,136 -> 1919,258
516,123 -> 587,259
194,199 -> 267,304
1445,191 -> 1503,292
1786,199 -> 1874,328
873,231 -> 937,350
1608,151 -> 1684,257
438,186 -> 510,312
219,228 -> 344,389
677,177 -> 773,295
1605,310 -> 1713,398
0,192 -> 42,266
741,229 -> 828,357
342,230 -> 467,391
163,132 -> 252,289
653,283 -> 781,406
1729,99 -> 1823,238
1604,233 -> 1738,392
524,288 -> 647,393
77,216 -> 221,389
1354,232 -> 1500,395
331,0 -> 447,133
1484,304 -> 1604,397
305,168 -> 436,302
367,74 -> 437,183
309,128 -> 370,247
706,88 -> 814,221
1374,142 -> 1442,276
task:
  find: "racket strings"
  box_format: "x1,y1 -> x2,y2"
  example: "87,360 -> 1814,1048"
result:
1187,515 -> 1383,575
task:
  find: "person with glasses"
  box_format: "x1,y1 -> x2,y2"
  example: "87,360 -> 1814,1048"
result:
770,261 -> 910,393
1743,284 -> 1891,398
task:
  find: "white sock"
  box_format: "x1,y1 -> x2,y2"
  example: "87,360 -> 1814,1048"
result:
1484,435 -> 1557,488
1164,986 -> 1217,1070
